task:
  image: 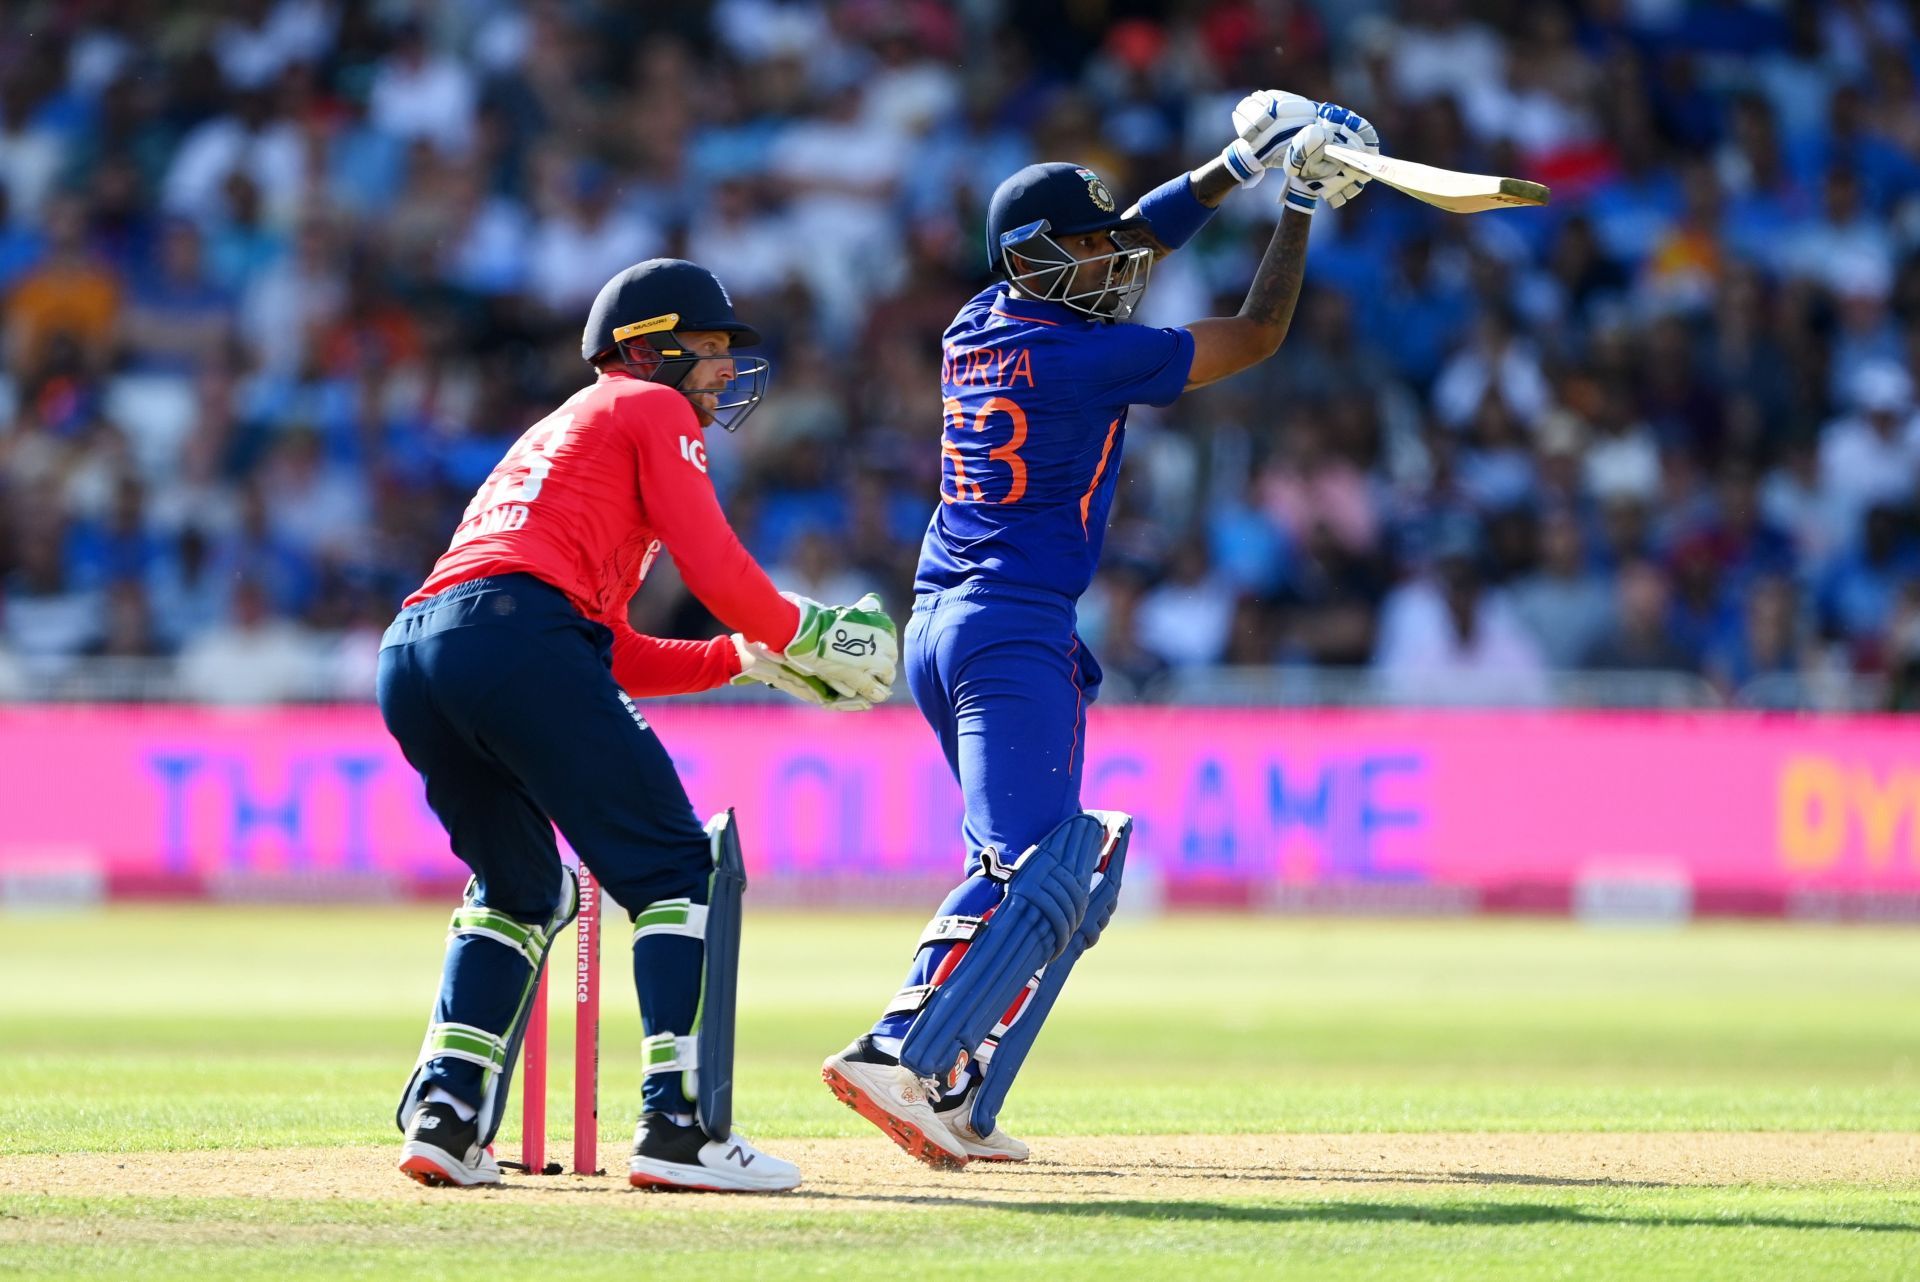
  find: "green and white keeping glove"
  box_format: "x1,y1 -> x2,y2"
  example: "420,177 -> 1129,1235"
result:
730,635 -> 871,711
779,591 -> 898,704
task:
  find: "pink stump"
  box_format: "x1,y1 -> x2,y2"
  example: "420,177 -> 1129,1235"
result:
573,864 -> 601,1174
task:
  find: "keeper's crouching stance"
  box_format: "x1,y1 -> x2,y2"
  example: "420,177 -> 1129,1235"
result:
385,258 -> 896,1192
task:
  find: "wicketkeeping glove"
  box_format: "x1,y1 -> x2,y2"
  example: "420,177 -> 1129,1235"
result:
730,635 -> 871,711
778,592 -> 898,705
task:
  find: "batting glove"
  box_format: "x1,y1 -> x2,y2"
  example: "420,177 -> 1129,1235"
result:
1221,89 -> 1320,190
1308,102 -> 1381,209
1278,121 -> 1333,214
778,591 -> 898,705
730,635 -> 872,711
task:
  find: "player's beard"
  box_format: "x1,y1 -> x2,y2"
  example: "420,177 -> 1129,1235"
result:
1065,246 -> 1151,321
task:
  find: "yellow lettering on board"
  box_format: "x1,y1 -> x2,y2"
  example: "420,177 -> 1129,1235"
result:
1778,756 -> 1845,871
1848,767 -> 1920,870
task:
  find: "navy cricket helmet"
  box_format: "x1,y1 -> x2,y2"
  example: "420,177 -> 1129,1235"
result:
582,258 -> 768,431
984,162 -> 1154,320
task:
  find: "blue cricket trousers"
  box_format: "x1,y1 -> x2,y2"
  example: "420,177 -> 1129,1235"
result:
872,580 -> 1101,1047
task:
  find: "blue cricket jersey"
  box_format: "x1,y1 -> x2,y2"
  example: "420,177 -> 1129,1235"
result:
914,284 -> 1196,599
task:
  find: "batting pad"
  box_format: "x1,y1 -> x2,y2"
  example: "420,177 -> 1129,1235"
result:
898,812 -> 1105,1082
970,810 -> 1131,1135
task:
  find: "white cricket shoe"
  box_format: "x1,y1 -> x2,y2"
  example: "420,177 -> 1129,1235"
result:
821,1035 -> 971,1170
398,1101 -> 503,1187
627,1113 -> 801,1192
946,1108 -> 1030,1162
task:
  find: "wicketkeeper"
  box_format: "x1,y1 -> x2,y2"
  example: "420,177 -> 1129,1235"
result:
383,258 -> 896,1192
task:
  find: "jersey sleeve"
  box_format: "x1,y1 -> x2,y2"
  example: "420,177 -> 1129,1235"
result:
627,397 -> 801,650
1066,322 -> 1195,409
608,619 -> 742,697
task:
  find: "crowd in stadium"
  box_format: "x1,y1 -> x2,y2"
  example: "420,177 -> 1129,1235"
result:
1,0 -> 1918,706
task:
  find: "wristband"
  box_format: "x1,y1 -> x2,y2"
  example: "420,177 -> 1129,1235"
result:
1135,173 -> 1216,251
1222,138 -> 1264,187
1281,183 -> 1319,216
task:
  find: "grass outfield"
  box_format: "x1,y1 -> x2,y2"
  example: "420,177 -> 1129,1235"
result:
2,908 -> 1917,1279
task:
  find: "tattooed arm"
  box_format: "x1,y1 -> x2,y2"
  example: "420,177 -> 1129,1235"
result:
1180,206 -> 1313,390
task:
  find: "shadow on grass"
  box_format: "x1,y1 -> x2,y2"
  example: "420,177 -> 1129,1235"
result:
798,1194 -> 1919,1234
1040,1164 -> 1679,1190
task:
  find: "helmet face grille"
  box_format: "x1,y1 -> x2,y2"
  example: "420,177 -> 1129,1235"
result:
610,332 -> 769,432
999,222 -> 1153,321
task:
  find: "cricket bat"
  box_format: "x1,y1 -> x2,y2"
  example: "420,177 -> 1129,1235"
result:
1324,143 -> 1549,214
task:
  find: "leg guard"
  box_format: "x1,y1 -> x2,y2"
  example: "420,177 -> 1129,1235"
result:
898,812 -> 1105,1084
395,866 -> 580,1147
970,811 -> 1130,1136
632,810 -> 746,1143
872,873 -> 1005,1042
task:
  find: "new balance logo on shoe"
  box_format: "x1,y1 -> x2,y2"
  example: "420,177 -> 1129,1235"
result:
727,1145 -> 755,1167
417,1114 -> 441,1130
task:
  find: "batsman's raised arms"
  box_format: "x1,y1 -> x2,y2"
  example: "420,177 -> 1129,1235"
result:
780,592 -> 899,704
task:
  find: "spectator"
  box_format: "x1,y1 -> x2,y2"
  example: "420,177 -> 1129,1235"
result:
526,161 -> 661,314
6,517 -> 102,670
1818,504 -> 1920,660
176,576 -> 321,704
1081,565 -> 1168,693
162,90 -> 304,225
0,3 -> 1916,709
1510,509 -> 1612,669
0,72 -> 68,222
1374,517 -> 1549,704
123,221 -> 234,374
766,528 -> 882,607
367,21 -> 477,158
1817,362 -> 1920,544
1276,520 -> 1387,668
5,196 -> 119,376
1707,575 -> 1807,697
1587,559 -> 1696,672
83,579 -> 170,659
1137,539 -> 1237,670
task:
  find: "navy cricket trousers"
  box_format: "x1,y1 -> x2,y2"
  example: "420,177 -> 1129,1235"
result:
376,573 -> 711,917
378,574 -> 712,1117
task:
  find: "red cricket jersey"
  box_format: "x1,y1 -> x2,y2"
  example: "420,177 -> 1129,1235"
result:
409,370 -> 799,695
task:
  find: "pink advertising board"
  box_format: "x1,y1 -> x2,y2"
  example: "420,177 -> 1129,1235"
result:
1,705 -> 1916,915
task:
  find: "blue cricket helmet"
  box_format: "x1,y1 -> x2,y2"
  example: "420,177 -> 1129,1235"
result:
984,163 -> 1155,321
984,163 -> 1150,273
582,258 -> 769,431
582,258 -> 761,361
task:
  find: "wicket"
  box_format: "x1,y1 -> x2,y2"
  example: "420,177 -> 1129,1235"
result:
521,862 -> 601,1175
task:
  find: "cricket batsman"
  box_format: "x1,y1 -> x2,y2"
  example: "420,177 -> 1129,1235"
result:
822,93 -> 1378,1166
383,258 -> 897,1192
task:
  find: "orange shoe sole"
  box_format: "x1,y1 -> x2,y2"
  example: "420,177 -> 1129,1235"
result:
398,1154 -> 461,1187
629,1170 -> 732,1192
821,1064 -> 969,1170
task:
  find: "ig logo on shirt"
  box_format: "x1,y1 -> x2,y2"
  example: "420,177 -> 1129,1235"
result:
678,435 -> 708,474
